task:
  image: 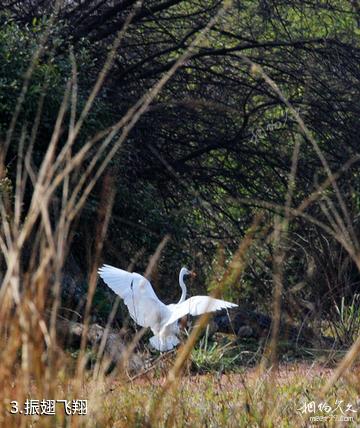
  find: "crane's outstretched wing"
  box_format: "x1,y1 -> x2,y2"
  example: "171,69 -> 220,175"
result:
164,296 -> 237,327
98,264 -> 167,328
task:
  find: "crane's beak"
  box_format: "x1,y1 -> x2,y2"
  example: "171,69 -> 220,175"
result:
190,271 -> 197,278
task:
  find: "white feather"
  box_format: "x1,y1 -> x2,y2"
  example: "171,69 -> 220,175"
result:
98,264 -> 237,351
163,296 -> 237,327
98,265 -> 168,329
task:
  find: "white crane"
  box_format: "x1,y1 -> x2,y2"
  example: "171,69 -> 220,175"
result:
98,264 -> 237,351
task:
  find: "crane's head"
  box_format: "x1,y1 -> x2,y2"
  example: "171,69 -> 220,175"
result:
181,267 -> 196,278
178,267 -> 196,303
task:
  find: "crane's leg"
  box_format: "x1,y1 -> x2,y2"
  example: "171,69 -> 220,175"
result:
159,331 -> 165,353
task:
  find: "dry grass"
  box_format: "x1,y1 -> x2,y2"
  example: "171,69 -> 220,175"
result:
2,359 -> 359,427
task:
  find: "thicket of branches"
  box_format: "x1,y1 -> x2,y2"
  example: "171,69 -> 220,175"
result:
1,0 -> 360,333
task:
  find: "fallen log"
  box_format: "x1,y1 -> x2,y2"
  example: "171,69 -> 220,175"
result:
56,318 -> 145,371
210,307 -> 334,347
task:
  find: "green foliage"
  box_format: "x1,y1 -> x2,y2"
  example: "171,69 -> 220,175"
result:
332,294 -> 360,345
190,328 -> 242,373
0,168 -> 13,199
0,15 -> 112,146
91,285 -> 115,323
0,19 -> 62,134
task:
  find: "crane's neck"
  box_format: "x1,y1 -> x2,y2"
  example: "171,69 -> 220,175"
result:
178,270 -> 187,303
